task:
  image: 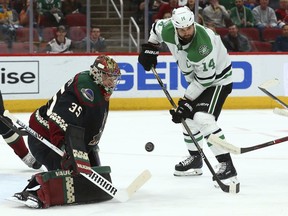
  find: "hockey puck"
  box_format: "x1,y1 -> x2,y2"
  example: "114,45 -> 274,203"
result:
145,142 -> 154,152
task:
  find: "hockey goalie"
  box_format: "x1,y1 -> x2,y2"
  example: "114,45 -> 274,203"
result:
4,55 -> 122,208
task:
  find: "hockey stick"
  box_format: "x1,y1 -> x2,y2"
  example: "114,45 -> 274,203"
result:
208,134 -> 288,154
258,87 -> 288,109
3,110 -> 151,202
258,79 -> 288,117
0,114 -> 28,136
151,67 -> 239,194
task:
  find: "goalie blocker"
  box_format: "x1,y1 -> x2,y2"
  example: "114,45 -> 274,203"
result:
13,166 -> 113,208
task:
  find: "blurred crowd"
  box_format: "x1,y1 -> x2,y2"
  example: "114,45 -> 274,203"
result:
132,0 -> 288,52
1,0 -> 288,53
0,0 -> 107,53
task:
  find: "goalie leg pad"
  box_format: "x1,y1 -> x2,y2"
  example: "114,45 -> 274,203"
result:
19,166 -> 113,208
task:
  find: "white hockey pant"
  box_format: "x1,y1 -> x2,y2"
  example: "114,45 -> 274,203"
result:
182,112 -> 229,156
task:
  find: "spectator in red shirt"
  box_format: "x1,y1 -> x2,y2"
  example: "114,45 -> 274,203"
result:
153,0 -> 179,22
275,0 -> 288,27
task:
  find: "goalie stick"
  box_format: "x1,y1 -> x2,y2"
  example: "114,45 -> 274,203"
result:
151,68 -> 239,194
3,110 -> 151,203
208,134 -> 288,154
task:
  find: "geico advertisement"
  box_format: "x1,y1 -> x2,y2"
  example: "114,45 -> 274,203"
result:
0,55 -> 287,100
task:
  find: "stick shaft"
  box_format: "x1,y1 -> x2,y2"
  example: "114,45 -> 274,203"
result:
208,134 -> 288,154
259,86 -> 288,109
240,136 -> 288,154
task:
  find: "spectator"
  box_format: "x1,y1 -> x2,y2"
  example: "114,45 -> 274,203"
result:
9,0 -> 24,14
222,24 -> 252,51
133,0 -> 154,24
45,25 -> 73,53
252,0 -> 278,29
61,0 -> 83,17
19,0 -> 38,27
199,0 -> 209,8
244,0 -> 258,10
186,0 -> 204,25
272,24 -> 288,51
206,21 -> 216,32
230,0 -> 254,28
79,27 -> 106,53
153,0 -> 179,22
202,0 -> 231,27
220,0 -> 235,11
275,0 -> 288,27
163,11 -> 172,19
178,0 -> 187,6
37,0 -> 63,27
0,0 -> 19,48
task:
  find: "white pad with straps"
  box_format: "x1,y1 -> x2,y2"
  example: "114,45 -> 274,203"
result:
182,118 -> 203,151
193,112 -> 229,156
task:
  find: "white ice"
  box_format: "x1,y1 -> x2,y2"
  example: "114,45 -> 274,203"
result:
1,109 -> 288,216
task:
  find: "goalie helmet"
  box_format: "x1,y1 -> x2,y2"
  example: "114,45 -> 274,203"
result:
171,6 -> 194,29
90,55 -> 121,97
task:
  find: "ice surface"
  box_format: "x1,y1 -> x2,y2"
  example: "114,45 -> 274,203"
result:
1,110 -> 288,215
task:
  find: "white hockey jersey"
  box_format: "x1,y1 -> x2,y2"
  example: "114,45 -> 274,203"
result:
148,19 -> 233,101
46,37 -> 73,53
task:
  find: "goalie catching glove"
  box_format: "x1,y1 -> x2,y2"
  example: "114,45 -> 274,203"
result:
138,43 -> 159,71
169,98 -> 193,123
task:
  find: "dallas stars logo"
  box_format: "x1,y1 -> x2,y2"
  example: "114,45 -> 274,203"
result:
198,45 -> 210,56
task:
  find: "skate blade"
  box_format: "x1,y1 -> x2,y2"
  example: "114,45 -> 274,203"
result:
7,196 -> 41,208
174,168 -> 203,177
214,176 -> 240,189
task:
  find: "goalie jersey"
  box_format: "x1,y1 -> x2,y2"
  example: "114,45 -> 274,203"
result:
29,71 -> 109,153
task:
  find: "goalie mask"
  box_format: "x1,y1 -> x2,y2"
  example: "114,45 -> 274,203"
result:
90,55 -> 121,99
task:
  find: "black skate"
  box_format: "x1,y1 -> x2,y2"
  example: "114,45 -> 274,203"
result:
213,161 -> 239,186
10,190 -> 43,208
174,155 -> 203,176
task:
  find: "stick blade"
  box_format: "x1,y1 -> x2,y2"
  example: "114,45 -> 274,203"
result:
208,134 -> 241,155
126,170 -> 151,198
273,108 -> 288,117
259,78 -> 279,89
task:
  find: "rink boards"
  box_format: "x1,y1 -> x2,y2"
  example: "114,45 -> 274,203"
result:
1,53 -> 288,112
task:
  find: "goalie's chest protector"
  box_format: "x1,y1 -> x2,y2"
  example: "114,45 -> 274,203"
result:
73,72 -> 109,147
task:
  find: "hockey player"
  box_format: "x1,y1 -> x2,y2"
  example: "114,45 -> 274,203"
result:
0,92 -> 41,169
138,6 -> 238,183
10,55 -> 121,208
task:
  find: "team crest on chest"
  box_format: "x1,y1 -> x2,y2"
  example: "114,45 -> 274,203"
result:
198,45 -> 210,56
81,88 -> 94,102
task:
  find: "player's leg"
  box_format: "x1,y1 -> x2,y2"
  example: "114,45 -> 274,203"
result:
0,91 -> 41,169
193,84 -> 238,182
174,118 -> 203,176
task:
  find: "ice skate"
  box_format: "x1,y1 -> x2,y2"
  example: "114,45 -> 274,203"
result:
12,190 -> 42,208
174,155 -> 203,176
22,152 -> 42,169
213,160 -> 239,187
